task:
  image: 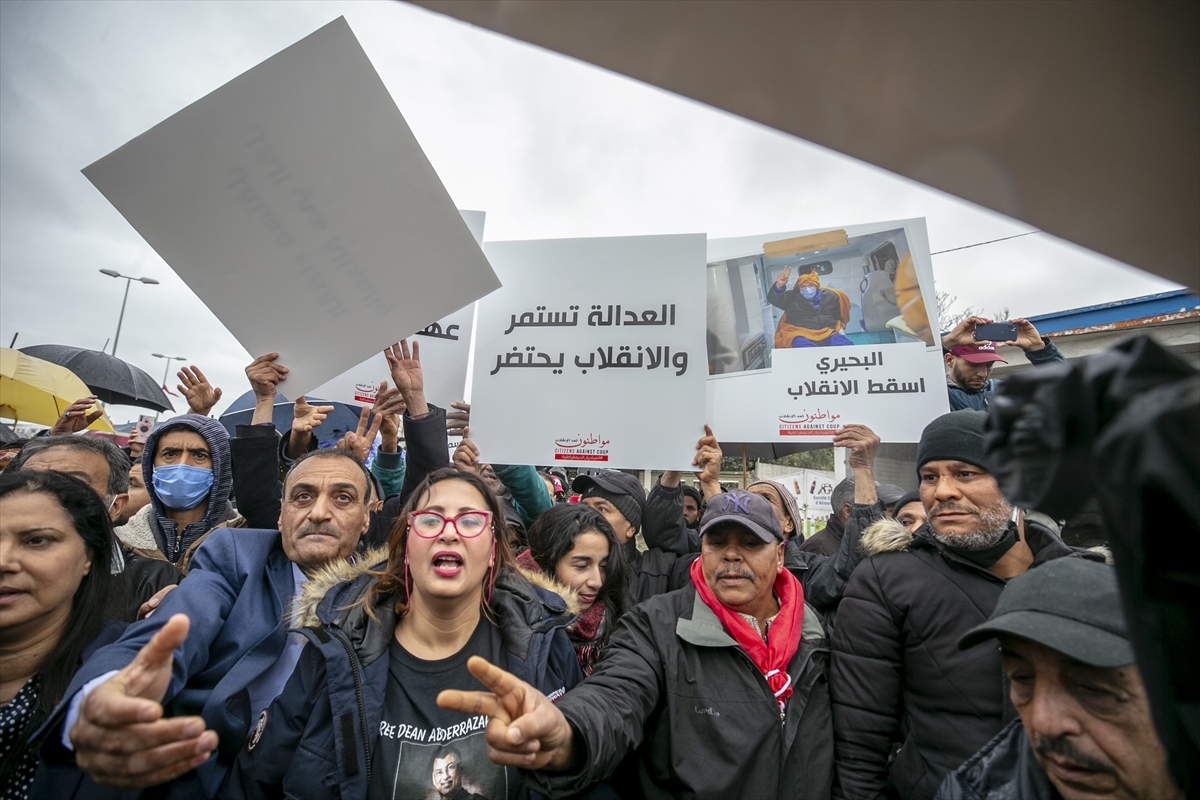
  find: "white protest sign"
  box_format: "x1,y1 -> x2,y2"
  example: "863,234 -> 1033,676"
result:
82,18 -> 500,396
706,218 -> 947,442
470,234 -> 707,469
309,210 -> 485,410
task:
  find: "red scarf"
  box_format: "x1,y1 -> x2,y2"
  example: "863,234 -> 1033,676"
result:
689,557 -> 804,712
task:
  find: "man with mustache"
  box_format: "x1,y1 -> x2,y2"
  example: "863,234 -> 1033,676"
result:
436,490 -> 834,799
830,411 -> 1101,800
33,345 -> 445,799
939,558 -> 1182,800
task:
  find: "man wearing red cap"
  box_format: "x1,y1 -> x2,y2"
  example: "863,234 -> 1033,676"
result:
941,316 -> 1064,411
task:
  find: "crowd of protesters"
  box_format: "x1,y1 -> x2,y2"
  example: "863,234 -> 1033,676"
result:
0,314 -> 1189,800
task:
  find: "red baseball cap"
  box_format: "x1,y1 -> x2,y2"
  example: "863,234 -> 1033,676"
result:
949,343 -> 1007,364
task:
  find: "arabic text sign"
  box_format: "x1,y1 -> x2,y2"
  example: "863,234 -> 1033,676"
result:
82,18 -> 500,396
470,234 -> 707,469
710,343 -> 948,443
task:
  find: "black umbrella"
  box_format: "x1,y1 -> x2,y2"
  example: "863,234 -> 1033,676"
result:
19,345 -> 174,413
0,421 -> 25,445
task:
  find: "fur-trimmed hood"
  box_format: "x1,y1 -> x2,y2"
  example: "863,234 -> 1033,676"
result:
289,546 -> 388,629
515,562 -> 582,617
860,518 -> 914,556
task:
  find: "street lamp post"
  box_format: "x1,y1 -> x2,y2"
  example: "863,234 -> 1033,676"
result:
99,269 -> 159,357
152,353 -> 187,421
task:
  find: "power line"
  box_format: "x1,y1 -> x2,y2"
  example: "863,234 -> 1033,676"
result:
930,230 -> 1041,256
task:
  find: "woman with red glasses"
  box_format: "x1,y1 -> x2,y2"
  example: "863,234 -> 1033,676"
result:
224,467 -> 583,800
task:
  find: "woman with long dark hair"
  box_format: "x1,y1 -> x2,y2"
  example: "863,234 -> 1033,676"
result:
225,467 -> 582,799
518,503 -> 630,675
0,470 -> 122,798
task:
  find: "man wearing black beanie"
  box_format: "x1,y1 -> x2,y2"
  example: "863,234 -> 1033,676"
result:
830,410 -> 1102,800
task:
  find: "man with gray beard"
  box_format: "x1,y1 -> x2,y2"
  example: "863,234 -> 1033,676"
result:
828,411 -> 1102,800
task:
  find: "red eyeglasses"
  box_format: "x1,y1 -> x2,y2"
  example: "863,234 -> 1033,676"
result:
408,510 -> 493,539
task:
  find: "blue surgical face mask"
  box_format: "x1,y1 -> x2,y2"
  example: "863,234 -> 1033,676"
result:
800,286 -> 817,299
152,464 -> 214,510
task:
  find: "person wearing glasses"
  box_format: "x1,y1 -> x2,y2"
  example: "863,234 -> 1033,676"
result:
223,467 -> 583,800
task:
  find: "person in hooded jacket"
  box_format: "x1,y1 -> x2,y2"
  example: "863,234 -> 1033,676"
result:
830,411 -> 1104,800
130,413 -> 237,570
223,468 -> 582,800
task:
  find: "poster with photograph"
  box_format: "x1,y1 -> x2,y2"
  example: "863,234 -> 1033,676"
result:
309,211 -> 485,412
374,728 -> 506,800
470,234 -> 707,469
706,219 -> 947,443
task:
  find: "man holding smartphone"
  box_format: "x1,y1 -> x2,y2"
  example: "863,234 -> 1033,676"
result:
941,316 -> 1065,411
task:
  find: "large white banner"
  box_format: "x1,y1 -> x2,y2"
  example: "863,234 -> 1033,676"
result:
82,18 -> 500,396
706,218 -> 948,443
470,234 -> 707,469
309,211 -> 485,411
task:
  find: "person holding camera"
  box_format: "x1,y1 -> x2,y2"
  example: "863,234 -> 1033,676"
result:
941,316 -> 1064,411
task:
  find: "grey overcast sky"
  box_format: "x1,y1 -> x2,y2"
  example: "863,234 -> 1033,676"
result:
0,0 -> 1180,423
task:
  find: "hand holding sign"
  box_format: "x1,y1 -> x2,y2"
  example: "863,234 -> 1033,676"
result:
71,615 -> 217,788
436,656 -> 576,770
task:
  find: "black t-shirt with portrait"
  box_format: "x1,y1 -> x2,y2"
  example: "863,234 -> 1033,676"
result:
368,618 -> 517,800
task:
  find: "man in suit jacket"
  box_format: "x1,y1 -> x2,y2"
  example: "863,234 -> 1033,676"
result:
33,346 -> 449,799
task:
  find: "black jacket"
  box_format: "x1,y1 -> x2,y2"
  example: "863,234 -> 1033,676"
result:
830,519 -> 1099,800
624,481 -> 701,607
934,718 -> 1059,800
786,501 -> 884,632
223,557 -> 582,800
527,584 -> 833,800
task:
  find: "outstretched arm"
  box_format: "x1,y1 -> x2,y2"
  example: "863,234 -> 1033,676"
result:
437,657 -> 577,771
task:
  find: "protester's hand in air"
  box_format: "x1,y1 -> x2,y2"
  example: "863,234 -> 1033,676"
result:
437,656 -> 576,770
374,381 -> 405,452
337,405 -> 384,463
245,353 -> 288,398
775,266 -> 792,289
177,366 -> 222,417
833,424 -> 880,471
446,402 -> 471,437
452,430 -> 484,477
292,396 -> 333,435
71,614 -> 217,788
49,396 -> 104,435
692,424 -> 723,499
940,316 -> 993,348
1008,318 -> 1046,352
136,584 -> 177,620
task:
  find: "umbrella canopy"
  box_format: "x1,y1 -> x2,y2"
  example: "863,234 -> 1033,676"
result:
0,421 -> 26,445
719,440 -> 829,461
20,345 -> 173,413
217,390 -> 367,447
0,347 -> 115,432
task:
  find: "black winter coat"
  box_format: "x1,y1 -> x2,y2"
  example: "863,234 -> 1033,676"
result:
222,560 -> 582,800
830,519 -> 1098,800
933,719 -> 1060,800
527,584 -> 833,800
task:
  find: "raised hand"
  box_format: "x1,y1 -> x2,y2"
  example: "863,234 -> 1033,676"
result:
775,265 -> 792,289
1008,318 -> 1046,352
437,656 -> 575,770
833,424 -> 880,471
71,615 -> 217,788
337,405 -> 383,463
292,396 -> 333,435
245,353 -> 288,398
373,381 -> 406,453
176,366 -> 222,417
452,429 -> 483,477
940,316 -> 993,349
446,402 -> 471,437
49,396 -> 104,435
692,424 -> 723,500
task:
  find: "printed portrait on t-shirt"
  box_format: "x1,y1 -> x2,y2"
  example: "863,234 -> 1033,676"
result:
375,724 -> 504,800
